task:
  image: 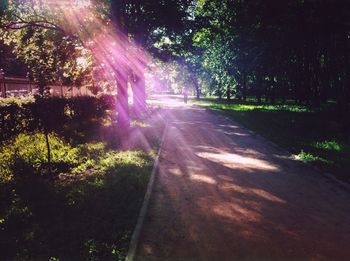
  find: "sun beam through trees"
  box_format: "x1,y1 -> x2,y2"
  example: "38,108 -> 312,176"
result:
1,0 -> 350,260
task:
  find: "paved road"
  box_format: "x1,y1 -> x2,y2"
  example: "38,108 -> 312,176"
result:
135,100 -> 350,261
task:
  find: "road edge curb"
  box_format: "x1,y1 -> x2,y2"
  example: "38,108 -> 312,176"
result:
125,121 -> 169,261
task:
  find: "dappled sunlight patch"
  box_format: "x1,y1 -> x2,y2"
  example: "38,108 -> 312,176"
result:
217,174 -> 234,182
196,149 -> 278,172
101,116 -> 114,127
211,201 -> 262,223
118,109 -> 166,151
190,174 -> 216,185
168,167 -> 183,177
219,124 -> 240,129
147,95 -> 189,108
131,120 -> 151,128
0,133 -> 79,181
147,99 -> 180,108
220,183 -> 287,204
221,131 -> 250,137
143,244 -> 154,255
100,150 -> 152,170
273,154 -> 296,161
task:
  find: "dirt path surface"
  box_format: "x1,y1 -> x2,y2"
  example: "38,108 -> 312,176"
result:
135,98 -> 350,261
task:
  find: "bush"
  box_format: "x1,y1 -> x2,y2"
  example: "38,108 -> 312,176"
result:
0,135 -> 153,260
0,98 -> 33,141
0,95 -> 116,142
0,133 -> 80,182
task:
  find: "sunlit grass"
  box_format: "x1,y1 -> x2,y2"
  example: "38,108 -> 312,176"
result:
0,133 -> 80,182
195,100 -> 311,113
0,93 -> 162,260
100,150 -> 152,170
0,132 -> 154,260
313,140 -> 343,152
297,150 -> 332,164
131,120 -> 150,128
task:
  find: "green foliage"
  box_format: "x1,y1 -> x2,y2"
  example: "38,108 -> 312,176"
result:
0,92 -> 161,259
100,150 -> 152,171
0,95 -> 35,107
298,151 -> 331,164
0,133 -> 79,181
0,144 -> 153,260
198,101 -> 312,113
313,140 -> 343,152
176,0 -> 350,138
0,0 -> 92,94
149,59 -> 194,94
0,95 -> 116,141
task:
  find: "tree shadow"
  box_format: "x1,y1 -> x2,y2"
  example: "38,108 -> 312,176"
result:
203,104 -> 350,183
137,105 -> 350,261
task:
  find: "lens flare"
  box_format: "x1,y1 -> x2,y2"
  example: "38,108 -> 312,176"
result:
44,0 -> 152,95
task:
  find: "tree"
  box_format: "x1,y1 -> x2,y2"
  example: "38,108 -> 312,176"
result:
190,0 -> 349,121
0,0 -> 92,94
0,0 -> 92,174
108,0 -> 193,121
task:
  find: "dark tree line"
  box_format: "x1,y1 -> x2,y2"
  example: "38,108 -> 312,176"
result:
187,0 -> 350,137
193,0 -> 349,104
1,0 -> 350,137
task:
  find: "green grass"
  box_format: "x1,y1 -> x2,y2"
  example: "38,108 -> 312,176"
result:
0,100 -> 164,260
0,96 -> 165,259
0,131 -> 157,260
201,101 -> 312,113
195,99 -> 350,182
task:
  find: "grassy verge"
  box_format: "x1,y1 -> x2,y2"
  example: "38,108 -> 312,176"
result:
0,102 -> 164,260
0,133 -> 155,260
195,99 -> 350,183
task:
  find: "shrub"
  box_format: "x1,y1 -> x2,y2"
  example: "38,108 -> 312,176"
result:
0,133 -> 79,182
313,140 -> 343,152
0,95 -> 116,142
297,150 -> 332,164
0,99 -> 33,141
0,147 -> 153,260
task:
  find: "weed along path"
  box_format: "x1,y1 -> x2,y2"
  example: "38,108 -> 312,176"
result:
134,98 -> 350,261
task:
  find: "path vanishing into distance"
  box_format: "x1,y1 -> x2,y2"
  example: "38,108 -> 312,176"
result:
134,96 -> 350,261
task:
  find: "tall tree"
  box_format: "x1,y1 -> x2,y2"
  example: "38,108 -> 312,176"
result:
109,0 -> 192,120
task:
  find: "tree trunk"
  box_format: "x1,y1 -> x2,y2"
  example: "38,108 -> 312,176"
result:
256,70 -> 262,103
131,71 -> 146,118
116,71 -> 130,130
37,92 -> 52,176
192,76 -> 200,100
242,72 -> 247,101
269,75 -> 276,104
340,33 -> 350,140
44,126 -> 52,177
226,86 -> 231,101
218,89 -> 222,100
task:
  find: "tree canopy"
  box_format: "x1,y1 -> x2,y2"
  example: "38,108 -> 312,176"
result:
1,0 -> 349,135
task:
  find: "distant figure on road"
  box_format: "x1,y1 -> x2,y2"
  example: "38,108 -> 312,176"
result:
183,88 -> 188,104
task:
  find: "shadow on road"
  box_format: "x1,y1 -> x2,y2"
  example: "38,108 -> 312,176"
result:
136,103 -> 350,261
